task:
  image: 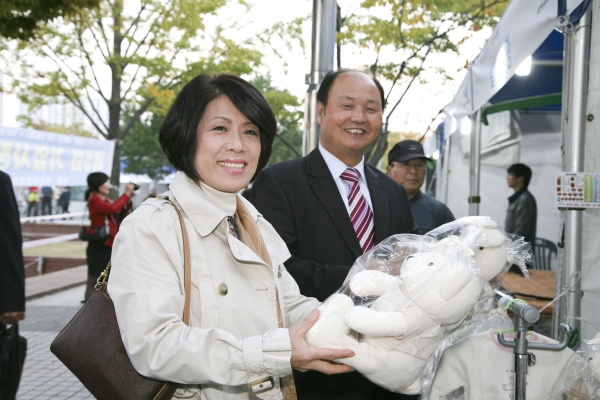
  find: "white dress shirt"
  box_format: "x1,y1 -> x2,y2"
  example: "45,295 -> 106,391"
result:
318,143 -> 373,213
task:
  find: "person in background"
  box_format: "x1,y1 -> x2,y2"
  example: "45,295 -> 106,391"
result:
250,70 -> 417,400
387,140 -> 454,234
109,73 -> 353,400
26,187 -> 39,217
83,173 -> 135,302
505,163 -> 537,248
143,188 -> 157,200
0,171 -> 26,397
58,187 -> 70,214
41,186 -> 54,215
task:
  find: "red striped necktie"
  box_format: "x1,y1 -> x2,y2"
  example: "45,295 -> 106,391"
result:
340,168 -> 375,252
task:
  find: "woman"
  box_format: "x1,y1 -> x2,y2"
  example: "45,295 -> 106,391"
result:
109,74 -> 354,400
84,172 -> 135,301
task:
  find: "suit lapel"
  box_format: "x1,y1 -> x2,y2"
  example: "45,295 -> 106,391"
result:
306,149 -> 363,258
365,165 -> 390,244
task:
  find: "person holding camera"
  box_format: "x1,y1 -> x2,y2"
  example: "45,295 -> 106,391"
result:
83,172 -> 135,302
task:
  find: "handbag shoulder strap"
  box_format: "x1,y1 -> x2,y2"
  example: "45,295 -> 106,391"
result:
97,196 -> 191,326
164,197 -> 191,326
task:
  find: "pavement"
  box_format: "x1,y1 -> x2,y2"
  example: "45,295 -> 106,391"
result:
17,284 -> 94,399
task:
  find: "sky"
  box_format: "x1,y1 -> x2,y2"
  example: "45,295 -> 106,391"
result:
0,0 -> 492,137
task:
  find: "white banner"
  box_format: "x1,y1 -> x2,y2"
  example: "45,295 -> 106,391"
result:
0,126 -> 115,186
444,0 -> 585,136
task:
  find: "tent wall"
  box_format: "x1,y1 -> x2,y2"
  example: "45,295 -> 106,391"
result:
444,113 -> 562,267
581,0 -> 600,339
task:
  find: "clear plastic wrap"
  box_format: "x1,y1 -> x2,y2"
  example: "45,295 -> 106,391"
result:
304,216 -> 532,394
547,333 -> 600,400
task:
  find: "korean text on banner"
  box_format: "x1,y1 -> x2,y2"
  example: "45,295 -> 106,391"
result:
0,126 -> 115,187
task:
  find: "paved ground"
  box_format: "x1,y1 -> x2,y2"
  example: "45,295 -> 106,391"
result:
17,284 -> 94,400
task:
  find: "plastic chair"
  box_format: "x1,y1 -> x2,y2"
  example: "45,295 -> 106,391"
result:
532,238 -> 558,271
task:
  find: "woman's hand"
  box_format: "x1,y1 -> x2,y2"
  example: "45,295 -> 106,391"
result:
289,309 -> 354,375
124,183 -> 136,196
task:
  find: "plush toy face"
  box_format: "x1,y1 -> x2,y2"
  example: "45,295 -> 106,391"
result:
401,251 -> 483,324
469,226 -> 508,281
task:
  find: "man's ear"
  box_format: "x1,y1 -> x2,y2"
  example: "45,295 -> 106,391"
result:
515,175 -> 525,186
386,164 -> 393,175
317,101 -> 325,125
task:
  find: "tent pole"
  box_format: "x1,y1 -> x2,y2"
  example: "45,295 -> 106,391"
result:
556,5 -> 592,340
469,109 -> 482,216
303,0 -> 337,155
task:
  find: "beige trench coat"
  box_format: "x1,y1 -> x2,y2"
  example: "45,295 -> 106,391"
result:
109,172 -> 319,400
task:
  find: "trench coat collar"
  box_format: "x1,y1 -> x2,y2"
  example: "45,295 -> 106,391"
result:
168,172 -> 290,267
169,172 -> 244,237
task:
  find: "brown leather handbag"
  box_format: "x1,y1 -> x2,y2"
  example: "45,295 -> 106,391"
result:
50,198 -> 192,400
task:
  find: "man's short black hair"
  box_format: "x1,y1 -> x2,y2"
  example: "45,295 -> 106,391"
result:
159,74 -> 277,183
316,70 -> 386,111
507,163 -> 533,187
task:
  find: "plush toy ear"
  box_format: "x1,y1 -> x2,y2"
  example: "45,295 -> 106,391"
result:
349,270 -> 399,297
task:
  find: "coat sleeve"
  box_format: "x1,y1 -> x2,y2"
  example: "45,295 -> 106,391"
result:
0,172 -> 25,312
279,263 -> 320,327
109,207 -> 293,386
249,168 -> 354,302
88,192 -> 131,215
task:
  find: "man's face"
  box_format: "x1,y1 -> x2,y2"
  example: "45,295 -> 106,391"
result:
386,158 -> 427,198
317,72 -> 383,166
507,173 -> 523,190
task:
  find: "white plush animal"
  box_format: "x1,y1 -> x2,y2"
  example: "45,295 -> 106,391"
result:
305,217 -> 511,394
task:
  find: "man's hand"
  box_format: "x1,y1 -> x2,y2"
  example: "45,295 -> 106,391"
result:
289,309 -> 354,375
0,311 -> 25,325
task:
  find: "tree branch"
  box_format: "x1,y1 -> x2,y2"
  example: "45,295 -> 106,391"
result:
118,97 -> 154,140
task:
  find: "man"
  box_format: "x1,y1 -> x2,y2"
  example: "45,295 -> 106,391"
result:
0,171 -> 26,396
505,163 -> 537,247
41,186 -> 54,215
26,187 -> 39,217
58,187 -> 70,214
387,140 -> 454,234
250,70 -> 417,400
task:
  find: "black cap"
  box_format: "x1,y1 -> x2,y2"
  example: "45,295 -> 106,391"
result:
387,140 -> 430,164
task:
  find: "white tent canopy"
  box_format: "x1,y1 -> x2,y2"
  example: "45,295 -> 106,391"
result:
444,0 -> 584,136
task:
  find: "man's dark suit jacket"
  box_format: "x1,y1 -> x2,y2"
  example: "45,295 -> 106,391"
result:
249,149 -> 418,400
0,171 -> 25,313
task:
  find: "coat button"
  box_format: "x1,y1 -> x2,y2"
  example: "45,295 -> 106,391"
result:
218,283 -> 228,296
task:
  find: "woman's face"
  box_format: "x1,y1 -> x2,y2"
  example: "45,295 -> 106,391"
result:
98,180 -> 110,195
195,96 -> 262,193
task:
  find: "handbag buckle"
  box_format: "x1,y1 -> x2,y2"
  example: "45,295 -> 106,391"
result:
247,376 -> 275,394
94,263 -> 112,290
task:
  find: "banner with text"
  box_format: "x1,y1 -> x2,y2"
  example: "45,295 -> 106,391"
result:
0,126 -> 115,186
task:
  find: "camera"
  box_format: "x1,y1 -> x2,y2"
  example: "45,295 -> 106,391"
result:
132,183 -> 140,190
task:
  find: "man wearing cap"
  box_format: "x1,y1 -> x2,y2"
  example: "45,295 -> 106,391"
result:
387,140 -> 454,234
250,70 -> 417,400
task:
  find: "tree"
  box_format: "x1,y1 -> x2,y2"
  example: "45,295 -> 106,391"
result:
337,0 -> 509,165
250,75 -> 302,165
0,0 -> 100,39
120,108 -> 172,180
1,0 -> 301,193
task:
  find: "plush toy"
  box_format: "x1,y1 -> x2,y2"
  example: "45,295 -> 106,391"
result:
305,217 -> 513,394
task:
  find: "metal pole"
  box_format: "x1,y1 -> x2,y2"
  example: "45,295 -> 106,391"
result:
303,0 -> 337,155
557,6 -> 592,338
468,110 -> 482,216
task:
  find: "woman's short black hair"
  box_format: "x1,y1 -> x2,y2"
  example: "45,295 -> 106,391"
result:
316,70 -> 386,111
86,172 -> 109,200
159,74 -> 277,183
